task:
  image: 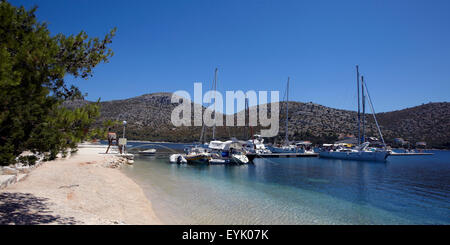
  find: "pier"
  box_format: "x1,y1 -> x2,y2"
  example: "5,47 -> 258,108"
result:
247,153 -> 319,161
389,152 -> 434,156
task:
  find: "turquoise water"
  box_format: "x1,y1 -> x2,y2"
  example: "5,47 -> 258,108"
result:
121,144 -> 450,224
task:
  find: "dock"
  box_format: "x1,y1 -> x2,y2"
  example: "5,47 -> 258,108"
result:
390,152 -> 434,156
247,153 -> 319,161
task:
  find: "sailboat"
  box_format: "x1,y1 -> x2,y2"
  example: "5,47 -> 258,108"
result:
267,77 -> 305,153
319,65 -> 390,162
171,68 -> 249,164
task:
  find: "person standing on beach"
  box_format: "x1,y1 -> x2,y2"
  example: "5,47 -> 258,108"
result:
105,128 -> 118,154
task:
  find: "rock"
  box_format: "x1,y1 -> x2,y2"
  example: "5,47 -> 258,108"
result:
16,173 -> 27,182
16,166 -> 30,173
2,166 -> 18,175
0,175 -> 17,189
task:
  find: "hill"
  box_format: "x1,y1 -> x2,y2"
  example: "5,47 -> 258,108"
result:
64,93 -> 450,148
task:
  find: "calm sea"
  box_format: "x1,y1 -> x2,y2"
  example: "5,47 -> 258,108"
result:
121,142 -> 450,224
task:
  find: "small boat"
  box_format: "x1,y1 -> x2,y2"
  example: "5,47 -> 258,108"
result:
244,135 -> 271,154
230,152 -> 249,164
138,148 -> 156,155
267,142 -> 314,154
295,141 -> 315,154
184,146 -> 211,164
185,153 -> 211,164
207,140 -> 250,164
169,154 -> 187,164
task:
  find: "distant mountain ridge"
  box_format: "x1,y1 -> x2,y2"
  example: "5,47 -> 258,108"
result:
64,93 -> 450,148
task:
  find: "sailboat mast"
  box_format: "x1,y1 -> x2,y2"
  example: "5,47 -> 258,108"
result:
212,68 -> 218,140
199,123 -> 205,143
285,77 -> 290,145
361,75 -> 366,143
245,98 -> 249,140
356,65 -> 361,145
363,79 -> 386,148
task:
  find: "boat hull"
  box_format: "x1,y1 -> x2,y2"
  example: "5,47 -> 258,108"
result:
230,155 -> 249,164
267,146 -> 304,153
139,152 -> 156,156
319,151 -> 389,162
246,153 -> 257,162
185,154 -> 211,164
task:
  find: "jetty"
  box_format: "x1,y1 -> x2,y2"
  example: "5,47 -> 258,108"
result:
247,152 -> 319,161
389,152 -> 434,156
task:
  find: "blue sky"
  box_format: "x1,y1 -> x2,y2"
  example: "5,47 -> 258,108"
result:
11,0 -> 450,112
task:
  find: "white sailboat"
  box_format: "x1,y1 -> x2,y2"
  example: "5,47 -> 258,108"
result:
268,77 -> 304,153
319,142 -> 389,161
319,65 -> 390,162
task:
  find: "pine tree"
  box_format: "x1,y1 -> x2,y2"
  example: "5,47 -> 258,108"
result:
0,1 -> 116,165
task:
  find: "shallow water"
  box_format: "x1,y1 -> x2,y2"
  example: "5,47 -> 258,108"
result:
121,144 -> 450,224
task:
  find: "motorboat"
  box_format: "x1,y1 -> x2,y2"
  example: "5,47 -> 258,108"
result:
207,140 -> 249,164
184,146 -> 211,164
137,148 -> 156,155
230,152 -> 249,164
169,154 -> 187,164
244,134 -> 271,154
295,141 -> 315,154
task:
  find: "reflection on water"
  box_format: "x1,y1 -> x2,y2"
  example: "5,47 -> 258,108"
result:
121,145 -> 450,224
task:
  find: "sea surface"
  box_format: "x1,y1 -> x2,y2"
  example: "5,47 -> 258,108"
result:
121,142 -> 450,224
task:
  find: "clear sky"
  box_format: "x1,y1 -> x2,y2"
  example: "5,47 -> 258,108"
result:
10,0 -> 450,112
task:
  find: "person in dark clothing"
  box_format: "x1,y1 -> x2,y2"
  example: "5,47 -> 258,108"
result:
105,128 -> 118,154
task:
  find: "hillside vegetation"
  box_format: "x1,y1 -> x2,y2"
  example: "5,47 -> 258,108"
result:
64,93 -> 450,148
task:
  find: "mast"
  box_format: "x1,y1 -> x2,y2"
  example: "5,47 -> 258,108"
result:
285,77 -> 290,145
356,65 -> 361,145
362,75 -> 366,143
245,98 -> 249,140
199,122 -> 205,144
363,79 -> 387,148
251,126 -> 255,149
212,68 -> 218,140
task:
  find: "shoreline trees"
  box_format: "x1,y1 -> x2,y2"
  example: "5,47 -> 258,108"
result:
0,1 -> 116,165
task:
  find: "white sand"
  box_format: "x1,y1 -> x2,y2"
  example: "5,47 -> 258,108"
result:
0,147 -> 161,225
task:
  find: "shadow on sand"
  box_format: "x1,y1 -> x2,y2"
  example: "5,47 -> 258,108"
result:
0,192 -> 78,225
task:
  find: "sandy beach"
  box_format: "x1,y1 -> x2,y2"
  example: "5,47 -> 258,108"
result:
0,146 -> 161,225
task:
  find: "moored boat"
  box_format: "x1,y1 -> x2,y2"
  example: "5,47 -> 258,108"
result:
169,154 -> 187,164
319,66 -> 390,162
207,140 -> 250,164
319,142 -> 389,161
230,152 -> 249,164
138,148 -> 156,155
184,146 -> 211,164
